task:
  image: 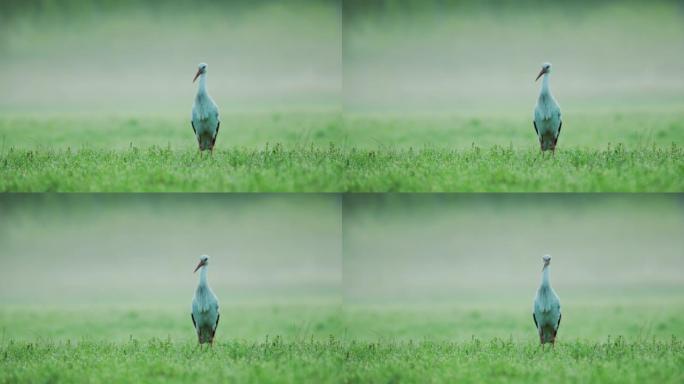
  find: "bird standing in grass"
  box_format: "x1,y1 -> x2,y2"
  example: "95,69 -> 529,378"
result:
533,62 -> 562,153
191,255 -> 220,345
533,254 -> 561,346
191,63 -> 220,152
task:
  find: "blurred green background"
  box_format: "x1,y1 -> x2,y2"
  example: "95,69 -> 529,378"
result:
341,0 -> 684,152
343,0 -> 684,113
342,194 -> 684,341
0,194 -> 342,341
0,0 -> 341,115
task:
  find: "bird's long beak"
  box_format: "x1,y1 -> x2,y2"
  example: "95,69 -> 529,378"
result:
193,260 -> 205,273
193,69 -> 201,83
535,68 -> 546,82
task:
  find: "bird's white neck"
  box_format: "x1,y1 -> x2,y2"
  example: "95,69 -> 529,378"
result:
539,73 -> 551,98
540,265 -> 551,288
198,265 -> 209,287
196,73 -> 208,97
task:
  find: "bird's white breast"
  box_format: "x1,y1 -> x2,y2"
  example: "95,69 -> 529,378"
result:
192,95 -> 218,122
193,286 -> 218,313
535,96 -> 560,122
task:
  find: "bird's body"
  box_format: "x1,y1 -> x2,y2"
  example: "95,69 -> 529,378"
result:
533,63 -> 562,152
191,255 -> 219,344
533,255 -> 561,345
191,63 -> 220,151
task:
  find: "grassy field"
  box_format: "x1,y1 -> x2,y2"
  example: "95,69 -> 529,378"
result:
1,108 -> 682,191
2,336 -> 681,383
344,295 -> 684,383
0,303 -> 346,383
1,195 -> 683,382
1,297 -> 682,383
1,0 -> 682,192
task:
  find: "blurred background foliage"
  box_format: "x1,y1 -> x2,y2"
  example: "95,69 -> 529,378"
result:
343,194 -> 684,302
343,0 -> 684,112
0,0 -> 341,113
0,194 -> 342,305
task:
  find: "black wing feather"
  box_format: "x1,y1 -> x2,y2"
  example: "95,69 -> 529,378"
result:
533,313 -> 538,329
191,121 -> 196,135
556,313 -> 561,329
533,121 -> 538,135
191,313 -> 196,329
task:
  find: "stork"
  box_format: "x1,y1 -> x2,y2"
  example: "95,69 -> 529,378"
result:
533,254 -> 561,346
191,255 -> 220,345
533,62 -> 562,153
191,63 -> 220,152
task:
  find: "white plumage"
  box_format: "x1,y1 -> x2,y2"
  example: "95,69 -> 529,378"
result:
533,254 -> 561,345
533,62 -> 562,152
191,255 -> 220,344
191,63 -> 220,151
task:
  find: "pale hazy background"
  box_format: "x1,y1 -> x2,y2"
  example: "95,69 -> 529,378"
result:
343,0 -> 684,113
0,194 -> 682,341
0,194 -> 341,306
343,194 -> 684,303
0,0 -> 341,114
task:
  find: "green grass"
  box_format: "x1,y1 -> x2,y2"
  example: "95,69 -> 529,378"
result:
0,109 -> 682,191
2,297 -> 683,383
1,144 -> 680,192
2,337 -> 681,383
0,146 -> 348,192
342,338 -> 683,383
1,339 -> 345,384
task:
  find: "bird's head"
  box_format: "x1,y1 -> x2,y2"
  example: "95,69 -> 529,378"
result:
535,62 -> 552,81
542,254 -> 551,269
194,254 -> 210,273
193,63 -> 208,83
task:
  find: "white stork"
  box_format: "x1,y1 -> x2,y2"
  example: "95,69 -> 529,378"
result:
191,63 -> 220,152
533,62 -> 562,153
533,254 -> 561,346
191,255 -> 220,345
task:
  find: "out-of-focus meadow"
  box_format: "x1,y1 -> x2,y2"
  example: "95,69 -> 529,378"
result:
0,0 -> 340,114
340,194 -> 684,382
343,194 -> 684,341
0,0 -> 347,191
0,0 -> 339,182
340,0 -> 684,192
0,194 -> 342,341
0,194 -> 345,382
344,0 -> 684,114
0,0 -> 342,147
342,0 -> 684,150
